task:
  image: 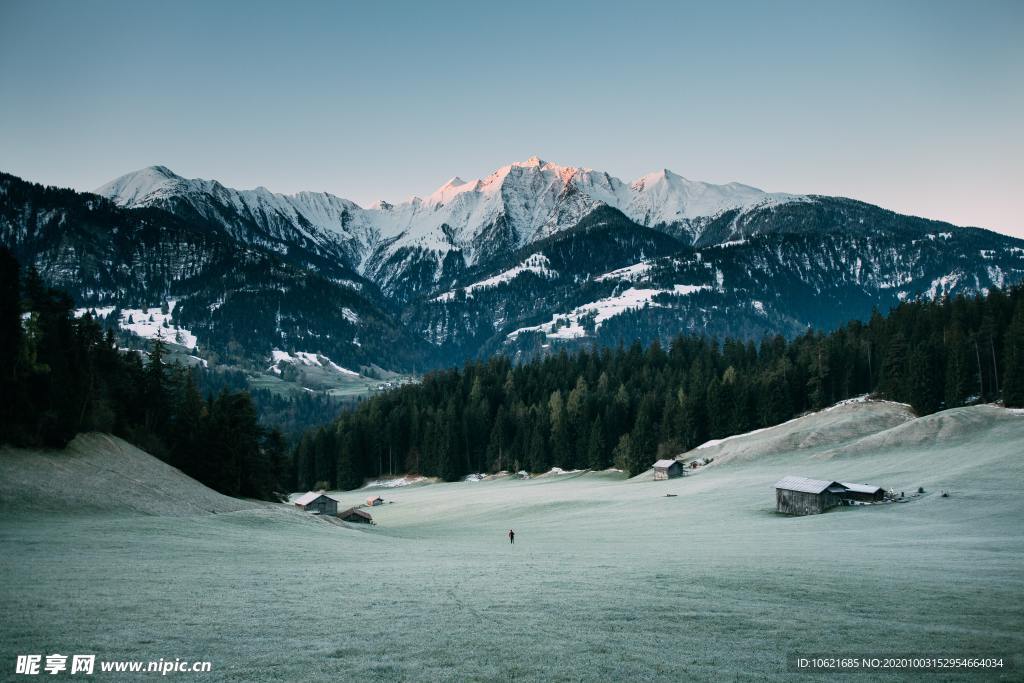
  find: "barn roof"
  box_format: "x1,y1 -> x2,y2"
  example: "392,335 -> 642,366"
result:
774,476 -> 844,494
339,507 -> 372,520
653,459 -> 679,469
840,482 -> 883,494
294,491 -> 337,506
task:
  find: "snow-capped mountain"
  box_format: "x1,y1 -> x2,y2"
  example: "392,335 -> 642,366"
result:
96,164 -> 375,271
0,171 -> 431,371
6,157 -> 1024,375
96,157 -> 803,299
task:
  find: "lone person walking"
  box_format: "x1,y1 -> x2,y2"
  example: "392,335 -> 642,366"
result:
508,529 -> 515,544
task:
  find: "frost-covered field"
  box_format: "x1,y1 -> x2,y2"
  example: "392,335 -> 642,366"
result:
2,402 -> 1023,680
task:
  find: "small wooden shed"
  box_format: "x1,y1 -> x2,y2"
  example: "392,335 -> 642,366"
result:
294,491 -> 339,516
653,459 -> 684,480
774,476 -> 847,515
839,482 -> 886,502
338,507 -> 373,524
366,495 -> 384,507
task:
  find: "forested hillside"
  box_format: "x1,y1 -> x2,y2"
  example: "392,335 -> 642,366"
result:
296,285 -> 1024,488
0,247 -> 290,500
7,235 -> 1024,498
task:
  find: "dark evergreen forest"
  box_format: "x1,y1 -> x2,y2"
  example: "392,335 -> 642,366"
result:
5,242 -> 1024,498
0,247 -> 298,499
295,284 -> 1024,489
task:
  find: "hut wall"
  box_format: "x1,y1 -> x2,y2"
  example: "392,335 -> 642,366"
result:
342,512 -> 371,524
655,464 -> 682,480
842,490 -> 884,502
307,498 -> 338,515
776,489 -> 830,515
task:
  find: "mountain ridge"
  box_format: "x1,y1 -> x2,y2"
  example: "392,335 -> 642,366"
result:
95,158 -> 805,292
5,160 -> 1024,377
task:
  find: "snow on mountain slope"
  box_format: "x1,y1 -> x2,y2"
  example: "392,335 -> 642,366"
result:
433,253 -> 556,301
96,165 -> 377,267
268,349 -> 360,377
626,169 -> 796,228
507,284 -> 710,341
73,301 -> 198,350
595,260 -> 656,282
361,156 -> 798,266
96,158 -> 806,292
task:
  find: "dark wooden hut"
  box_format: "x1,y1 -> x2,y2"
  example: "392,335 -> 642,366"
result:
774,476 -> 847,515
294,491 -> 339,516
653,459 -> 683,480
338,507 -> 373,524
838,482 -> 886,502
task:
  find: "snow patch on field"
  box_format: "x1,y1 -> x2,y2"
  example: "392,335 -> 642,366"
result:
119,301 -> 197,350
824,395 -> 873,411
269,350 -> 360,377
73,306 -> 116,319
74,302 -> 199,351
363,475 -> 430,488
508,285 -> 709,340
545,467 -> 585,475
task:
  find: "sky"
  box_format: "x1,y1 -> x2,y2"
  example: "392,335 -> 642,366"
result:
1,0 -> 1022,235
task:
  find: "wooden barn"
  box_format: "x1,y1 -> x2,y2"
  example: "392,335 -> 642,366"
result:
653,459 -> 684,480
839,482 -> 886,502
338,507 -> 373,524
294,491 -> 339,516
774,476 -> 848,515
366,495 -> 384,507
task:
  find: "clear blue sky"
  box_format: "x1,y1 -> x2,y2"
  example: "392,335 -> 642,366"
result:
1,0 -> 1021,235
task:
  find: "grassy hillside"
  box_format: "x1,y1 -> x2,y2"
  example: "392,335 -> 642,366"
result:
1,403 -> 1022,680
0,433 -> 259,516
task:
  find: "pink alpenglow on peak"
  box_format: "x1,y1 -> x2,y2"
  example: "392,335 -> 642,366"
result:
96,157 -> 807,278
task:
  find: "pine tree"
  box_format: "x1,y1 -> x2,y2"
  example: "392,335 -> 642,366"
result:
880,332 -> 910,401
144,336 -> 169,435
263,428 -> 290,495
944,325 -> 973,407
171,372 -> 205,476
628,395 -> 658,476
807,341 -> 831,410
908,341 -> 942,415
0,248 -> 23,443
1003,302 -> 1024,407
586,420 -> 606,470
487,405 -> 511,471
612,433 -> 632,473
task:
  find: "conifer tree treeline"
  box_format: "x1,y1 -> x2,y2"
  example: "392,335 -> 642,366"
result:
297,285 -> 1024,487
0,248 -> 288,500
